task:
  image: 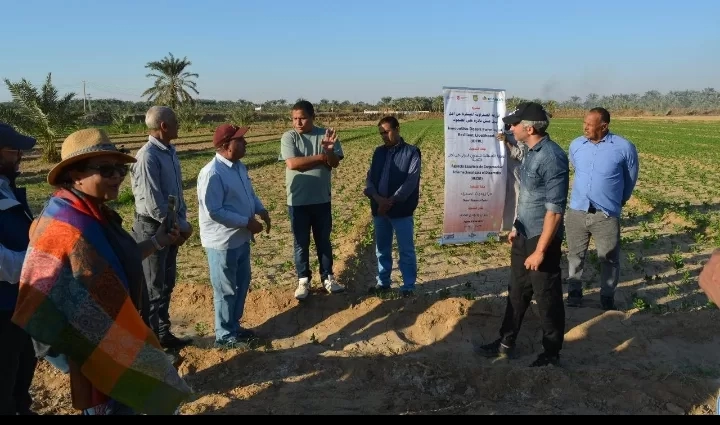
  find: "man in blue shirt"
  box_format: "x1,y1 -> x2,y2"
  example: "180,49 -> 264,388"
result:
197,124 -> 271,347
565,107 -> 639,311
364,116 -> 421,297
475,102 -> 569,367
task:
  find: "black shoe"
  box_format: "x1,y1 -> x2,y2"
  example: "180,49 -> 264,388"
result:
368,284 -> 391,295
159,333 -> 192,350
530,352 -> 560,367
473,338 -> 516,359
214,338 -> 248,349
601,296 -> 616,311
236,328 -> 256,340
566,290 -> 583,307
400,289 -> 414,298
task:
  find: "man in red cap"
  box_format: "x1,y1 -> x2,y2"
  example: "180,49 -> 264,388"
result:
196,124 -> 271,347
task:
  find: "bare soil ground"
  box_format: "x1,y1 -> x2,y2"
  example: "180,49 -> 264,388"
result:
20,118 -> 720,415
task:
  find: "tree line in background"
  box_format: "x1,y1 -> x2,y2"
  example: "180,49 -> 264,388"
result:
1,52 -> 719,162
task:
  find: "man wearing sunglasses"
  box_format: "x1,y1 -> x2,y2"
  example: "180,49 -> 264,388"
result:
0,123 -> 38,415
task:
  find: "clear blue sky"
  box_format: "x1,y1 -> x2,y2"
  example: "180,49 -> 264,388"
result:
1,0 -> 717,104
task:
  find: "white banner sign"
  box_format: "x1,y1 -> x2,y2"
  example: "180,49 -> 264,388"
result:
440,87 -> 507,245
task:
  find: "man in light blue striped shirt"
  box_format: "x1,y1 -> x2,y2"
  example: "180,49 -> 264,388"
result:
197,124 -> 271,347
565,107 -> 639,310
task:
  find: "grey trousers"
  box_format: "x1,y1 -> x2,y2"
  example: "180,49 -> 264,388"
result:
132,217 -> 179,338
565,208 -> 621,298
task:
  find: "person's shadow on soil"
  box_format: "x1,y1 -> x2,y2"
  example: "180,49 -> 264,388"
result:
183,284 -> 720,415
180,215 -> 720,414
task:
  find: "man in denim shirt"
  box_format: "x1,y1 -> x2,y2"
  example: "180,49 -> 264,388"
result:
476,102 -> 569,367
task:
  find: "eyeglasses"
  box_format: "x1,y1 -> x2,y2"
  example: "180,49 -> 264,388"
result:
85,164 -> 129,178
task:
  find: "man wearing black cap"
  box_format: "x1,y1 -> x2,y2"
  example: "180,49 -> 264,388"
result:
475,102 -> 569,367
0,123 -> 38,414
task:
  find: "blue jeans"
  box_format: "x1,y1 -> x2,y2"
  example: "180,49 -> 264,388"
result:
205,243 -> 252,343
288,202 -> 334,282
373,215 -> 417,291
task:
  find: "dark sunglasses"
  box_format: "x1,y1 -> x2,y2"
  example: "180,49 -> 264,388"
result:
85,164 -> 129,178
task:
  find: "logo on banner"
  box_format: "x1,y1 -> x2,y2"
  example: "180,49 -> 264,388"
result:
472,95 -> 478,101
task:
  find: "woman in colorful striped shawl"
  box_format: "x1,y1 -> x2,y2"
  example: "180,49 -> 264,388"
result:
11,128 -> 193,415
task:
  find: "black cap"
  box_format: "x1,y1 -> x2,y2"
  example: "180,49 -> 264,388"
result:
502,102 -> 551,126
0,123 -> 36,150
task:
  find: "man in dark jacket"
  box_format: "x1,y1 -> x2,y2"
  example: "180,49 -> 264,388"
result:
0,123 -> 38,415
364,116 -> 421,297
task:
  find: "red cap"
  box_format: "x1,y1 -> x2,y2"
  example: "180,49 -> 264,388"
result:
213,124 -> 249,148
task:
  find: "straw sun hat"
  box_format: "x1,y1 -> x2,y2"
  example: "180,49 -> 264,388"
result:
47,128 -> 136,185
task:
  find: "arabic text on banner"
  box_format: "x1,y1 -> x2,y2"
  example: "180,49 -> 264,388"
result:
440,87 -> 507,245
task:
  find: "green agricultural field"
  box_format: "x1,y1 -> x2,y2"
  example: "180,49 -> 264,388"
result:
23,117 -> 720,415
18,117 -> 720,312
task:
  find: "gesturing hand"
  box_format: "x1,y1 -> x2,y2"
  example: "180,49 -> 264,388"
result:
322,128 -> 337,151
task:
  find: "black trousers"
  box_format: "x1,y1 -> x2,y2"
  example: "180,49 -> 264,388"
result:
0,310 -> 37,415
499,234 -> 565,355
133,216 -> 179,338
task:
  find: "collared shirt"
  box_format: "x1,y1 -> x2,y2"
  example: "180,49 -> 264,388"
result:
364,138 -> 421,202
197,153 -> 266,250
130,136 -> 190,232
568,132 -> 639,217
279,126 -> 344,207
515,136 -> 570,240
0,176 -> 26,284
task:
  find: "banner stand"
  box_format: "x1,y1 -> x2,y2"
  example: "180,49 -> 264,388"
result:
439,86 -> 507,245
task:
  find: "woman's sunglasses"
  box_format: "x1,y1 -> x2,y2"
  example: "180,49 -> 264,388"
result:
85,164 -> 129,178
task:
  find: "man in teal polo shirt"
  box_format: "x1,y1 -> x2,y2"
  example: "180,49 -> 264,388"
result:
280,100 -> 346,300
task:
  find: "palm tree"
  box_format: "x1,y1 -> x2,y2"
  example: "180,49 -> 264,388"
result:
0,73 -> 82,162
142,53 -> 199,109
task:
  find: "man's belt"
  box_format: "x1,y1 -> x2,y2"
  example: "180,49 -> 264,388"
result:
134,213 -> 161,225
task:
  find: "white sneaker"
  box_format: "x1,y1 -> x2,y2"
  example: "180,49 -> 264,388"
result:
294,277 -> 310,300
323,275 -> 345,294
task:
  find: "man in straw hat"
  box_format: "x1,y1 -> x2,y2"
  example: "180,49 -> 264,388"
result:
197,124 -> 271,347
12,127 -> 191,415
0,123 -> 38,415
130,106 -> 193,350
